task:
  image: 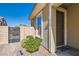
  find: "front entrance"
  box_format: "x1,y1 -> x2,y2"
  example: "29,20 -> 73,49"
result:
56,10 -> 65,48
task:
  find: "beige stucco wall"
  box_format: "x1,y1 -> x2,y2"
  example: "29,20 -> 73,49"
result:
42,5 -> 49,49
42,4 -> 56,53
67,4 -> 79,49
0,26 -> 8,44
51,6 -> 56,45
30,4 -> 47,20
50,6 -> 56,53
32,17 -> 37,29
20,26 -> 35,41
0,26 -> 35,44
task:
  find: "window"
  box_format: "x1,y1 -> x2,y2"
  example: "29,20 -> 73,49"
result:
37,16 -> 42,36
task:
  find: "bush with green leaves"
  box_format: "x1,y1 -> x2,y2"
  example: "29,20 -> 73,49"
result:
21,35 -> 42,53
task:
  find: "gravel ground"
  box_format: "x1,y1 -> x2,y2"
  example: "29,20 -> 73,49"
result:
0,43 -> 55,56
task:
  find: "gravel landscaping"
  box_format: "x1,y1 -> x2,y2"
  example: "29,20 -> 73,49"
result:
0,42 -> 55,56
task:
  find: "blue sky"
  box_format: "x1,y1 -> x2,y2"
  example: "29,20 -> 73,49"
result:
0,3 -> 35,26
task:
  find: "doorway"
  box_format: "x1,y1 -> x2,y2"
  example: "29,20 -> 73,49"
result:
56,9 -> 65,48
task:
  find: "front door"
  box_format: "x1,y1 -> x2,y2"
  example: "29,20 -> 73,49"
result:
56,10 -> 64,47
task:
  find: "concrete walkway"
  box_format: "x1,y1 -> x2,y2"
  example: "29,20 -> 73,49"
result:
0,43 -> 54,56
56,46 -> 79,56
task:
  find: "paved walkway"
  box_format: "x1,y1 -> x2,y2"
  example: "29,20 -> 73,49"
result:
0,43 -> 54,56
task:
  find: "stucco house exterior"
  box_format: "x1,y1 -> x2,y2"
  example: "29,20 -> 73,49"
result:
29,3 -> 79,55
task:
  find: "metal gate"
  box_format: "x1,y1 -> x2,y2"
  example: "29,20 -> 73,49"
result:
8,27 -> 20,43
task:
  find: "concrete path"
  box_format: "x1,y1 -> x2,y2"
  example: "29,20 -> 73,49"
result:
56,46 -> 79,56
0,43 -> 54,56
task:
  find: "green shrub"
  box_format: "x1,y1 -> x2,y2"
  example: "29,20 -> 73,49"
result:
21,35 -> 42,53
35,36 -> 42,42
